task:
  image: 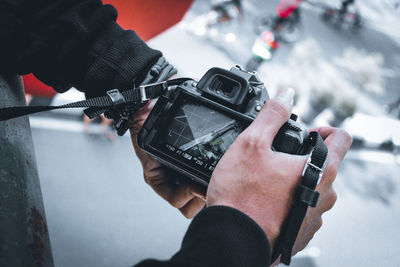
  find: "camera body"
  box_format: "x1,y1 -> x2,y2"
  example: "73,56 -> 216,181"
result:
138,66 -> 311,186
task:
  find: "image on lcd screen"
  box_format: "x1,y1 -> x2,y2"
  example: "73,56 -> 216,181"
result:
161,98 -> 244,171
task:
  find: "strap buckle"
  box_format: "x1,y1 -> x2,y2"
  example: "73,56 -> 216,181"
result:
139,81 -> 167,103
297,185 -> 320,207
301,152 -> 327,184
106,89 -> 125,105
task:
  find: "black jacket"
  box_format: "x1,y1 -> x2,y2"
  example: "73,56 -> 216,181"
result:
0,1 -> 271,266
0,0 -> 161,98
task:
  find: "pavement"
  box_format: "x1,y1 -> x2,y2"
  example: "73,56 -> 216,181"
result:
29,1 -> 400,266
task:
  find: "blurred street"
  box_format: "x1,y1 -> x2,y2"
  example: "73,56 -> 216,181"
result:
30,0 -> 400,266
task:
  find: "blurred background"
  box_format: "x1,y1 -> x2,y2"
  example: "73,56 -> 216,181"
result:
26,0 -> 400,266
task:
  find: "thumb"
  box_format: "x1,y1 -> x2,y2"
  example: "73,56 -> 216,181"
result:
129,99 -> 157,136
245,88 -> 294,148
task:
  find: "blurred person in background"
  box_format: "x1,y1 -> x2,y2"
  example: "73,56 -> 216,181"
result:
0,0 -> 351,266
83,113 -> 116,140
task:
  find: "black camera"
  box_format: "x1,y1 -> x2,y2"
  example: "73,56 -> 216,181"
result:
138,66 -> 312,186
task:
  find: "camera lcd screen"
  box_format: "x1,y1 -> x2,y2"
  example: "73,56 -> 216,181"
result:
154,96 -> 247,178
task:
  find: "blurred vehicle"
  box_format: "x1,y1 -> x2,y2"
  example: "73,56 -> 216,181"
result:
245,30 -> 279,71
253,0 -> 303,44
321,0 -> 362,32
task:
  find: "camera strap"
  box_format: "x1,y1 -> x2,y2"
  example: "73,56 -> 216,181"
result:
0,78 -> 191,135
271,131 -> 328,265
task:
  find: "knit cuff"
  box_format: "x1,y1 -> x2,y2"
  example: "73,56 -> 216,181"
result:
172,206 -> 271,267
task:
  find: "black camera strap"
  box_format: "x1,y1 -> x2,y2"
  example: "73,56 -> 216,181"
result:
271,131 -> 328,265
0,78 -> 191,134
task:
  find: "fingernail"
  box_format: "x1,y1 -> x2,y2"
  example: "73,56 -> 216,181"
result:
276,88 -> 295,106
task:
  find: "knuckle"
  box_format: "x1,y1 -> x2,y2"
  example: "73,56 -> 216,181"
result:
339,128 -> 352,142
143,172 -> 151,185
345,133 -> 353,148
167,195 -> 184,209
237,129 -> 264,149
180,202 -> 205,219
316,217 -> 323,230
336,128 -> 353,149
326,189 -> 337,210
323,163 -> 338,184
266,99 -> 290,119
181,210 -> 193,219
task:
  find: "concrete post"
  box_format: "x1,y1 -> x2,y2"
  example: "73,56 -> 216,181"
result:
0,74 -> 54,267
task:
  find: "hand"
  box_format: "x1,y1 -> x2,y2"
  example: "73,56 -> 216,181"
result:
290,126 -> 352,256
270,126 -> 351,265
207,88 -> 304,247
206,89 -> 351,254
129,100 -> 206,218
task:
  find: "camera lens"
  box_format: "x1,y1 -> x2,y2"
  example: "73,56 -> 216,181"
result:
210,76 -> 239,97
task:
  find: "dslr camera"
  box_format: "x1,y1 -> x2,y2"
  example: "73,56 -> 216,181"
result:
138,66 -> 312,186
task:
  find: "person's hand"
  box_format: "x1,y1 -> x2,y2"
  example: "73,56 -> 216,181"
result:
290,127 -> 351,251
206,89 -> 352,253
271,126 -> 352,266
129,100 -> 206,218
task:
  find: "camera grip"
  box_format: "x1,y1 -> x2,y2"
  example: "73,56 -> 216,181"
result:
272,115 -> 311,155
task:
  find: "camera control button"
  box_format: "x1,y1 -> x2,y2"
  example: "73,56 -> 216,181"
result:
290,113 -> 298,121
287,122 -> 301,132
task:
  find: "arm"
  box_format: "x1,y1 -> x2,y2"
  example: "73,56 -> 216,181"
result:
136,206 -> 271,267
0,0 -> 161,97
1,0 -> 206,218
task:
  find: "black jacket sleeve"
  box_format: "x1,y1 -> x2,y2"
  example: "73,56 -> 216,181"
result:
0,0 -> 162,98
136,206 -> 271,267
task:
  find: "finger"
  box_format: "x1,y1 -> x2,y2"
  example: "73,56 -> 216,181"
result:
149,168 -> 206,209
315,186 -> 337,213
325,129 -> 352,161
146,168 -> 195,208
129,99 -> 158,136
243,88 -> 294,148
271,256 -> 281,267
318,129 -> 352,186
309,126 -> 338,140
292,214 -> 322,255
172,169 -> 206,195
189,184 -> 207,201
138,98 -> 158,114
174,172 -> 207,202
179,197 -> 206,219
310,127 -> 352,156
152,182 -> 195,209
